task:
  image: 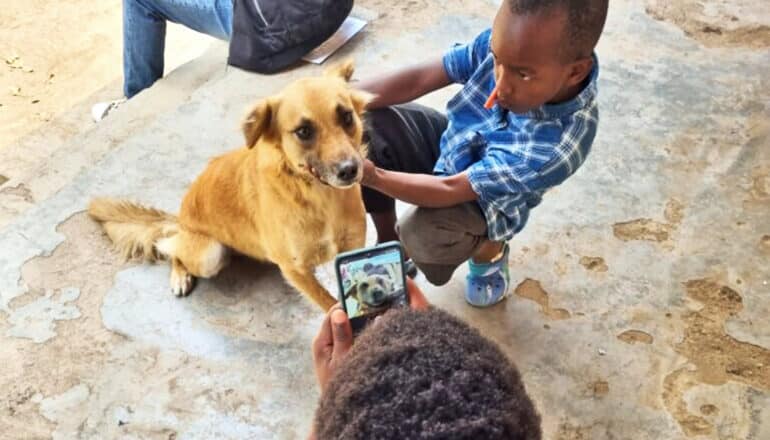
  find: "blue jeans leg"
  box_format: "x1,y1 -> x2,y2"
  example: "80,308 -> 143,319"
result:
123,0 -> 233,98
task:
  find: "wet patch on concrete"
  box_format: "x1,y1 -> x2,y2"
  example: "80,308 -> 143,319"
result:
0,183 -> 34,203
6,287 -> 80,343
556,422 -> 592,440
700,404 -> 719,416
662,279 -> 770,436
38,383 -> 90,439
3,213 -> 323,438
617,330 -> 654,345
592,380 -> 610,398
663,198 -> 685,224
678,280 -> 769,388
663,367 -> 714,436
613,219 -> 671,242
7,213 -> 119,343
645,0 -> 770,48
513,279 -> 571,320
612,198 -> 685,248
748,167 -> 769,199
1,213 -> 127,436
760,235 -> 770,254
579,256 -> 608,272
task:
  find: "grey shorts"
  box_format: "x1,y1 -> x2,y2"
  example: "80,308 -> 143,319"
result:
364,104 -> 489,285
397,202 -> 488,285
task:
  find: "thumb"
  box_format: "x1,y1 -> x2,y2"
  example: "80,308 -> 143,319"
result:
331,309 -> 353,357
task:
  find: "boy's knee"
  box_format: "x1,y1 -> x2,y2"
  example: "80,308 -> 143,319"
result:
396,207 -> 443,262
397,204 -> 486,264
397,205 -> 488,286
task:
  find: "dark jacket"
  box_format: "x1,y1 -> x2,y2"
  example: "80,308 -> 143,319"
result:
228,0 -> 354,73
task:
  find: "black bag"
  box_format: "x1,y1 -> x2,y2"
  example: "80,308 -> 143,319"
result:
228,0 -> 354,74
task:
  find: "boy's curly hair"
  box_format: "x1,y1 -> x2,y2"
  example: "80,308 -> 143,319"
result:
314,307 -> 542,440
508,0 -> 609,60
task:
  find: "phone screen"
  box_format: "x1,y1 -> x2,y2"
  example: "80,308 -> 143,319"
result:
336,243 -> 408,328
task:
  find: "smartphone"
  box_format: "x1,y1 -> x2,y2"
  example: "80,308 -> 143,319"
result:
335,241 -> 409,333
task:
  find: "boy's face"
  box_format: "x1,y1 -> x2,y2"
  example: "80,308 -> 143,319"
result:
490,5 -> 593,114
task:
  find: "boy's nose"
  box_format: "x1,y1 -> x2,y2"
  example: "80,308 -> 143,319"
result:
496,70 -> 513,101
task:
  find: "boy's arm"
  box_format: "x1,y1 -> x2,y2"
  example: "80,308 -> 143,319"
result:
362,160 -> 477,208
356,58 -> 451,109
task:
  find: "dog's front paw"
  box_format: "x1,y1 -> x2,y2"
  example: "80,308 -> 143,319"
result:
170,270 -> 195,297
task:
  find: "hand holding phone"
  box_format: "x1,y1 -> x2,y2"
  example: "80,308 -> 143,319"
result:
313,265 -> 429,393
334,241 -> 409,333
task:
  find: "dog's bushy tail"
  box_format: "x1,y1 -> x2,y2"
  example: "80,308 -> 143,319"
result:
88,198 -> 178,262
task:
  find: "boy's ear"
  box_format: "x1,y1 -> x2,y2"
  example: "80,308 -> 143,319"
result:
325,59 -> 355,82
242,98 -> 276,148
565,57 -> 594,88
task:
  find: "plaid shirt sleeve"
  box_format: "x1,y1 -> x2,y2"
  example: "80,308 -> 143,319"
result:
442,29 -> 492,85
466,109 -> 599,241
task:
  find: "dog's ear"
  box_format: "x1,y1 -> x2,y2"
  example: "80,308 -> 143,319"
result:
350,89 -> 375,115
242,99 -> 274,148
345,284 -> 358,300
325,59 -> 355,82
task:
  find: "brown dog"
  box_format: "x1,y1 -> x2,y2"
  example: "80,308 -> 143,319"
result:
89,62 -> 370,310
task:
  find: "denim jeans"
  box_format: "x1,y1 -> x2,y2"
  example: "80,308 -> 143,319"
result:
123,0 -> 233,98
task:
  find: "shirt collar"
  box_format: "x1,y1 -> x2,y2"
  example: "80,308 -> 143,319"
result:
521,53 -> 599,120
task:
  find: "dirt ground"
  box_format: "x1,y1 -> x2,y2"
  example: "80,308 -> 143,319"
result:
0,0 -> 214,151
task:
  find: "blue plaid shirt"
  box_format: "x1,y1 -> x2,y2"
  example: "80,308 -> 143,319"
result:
437,29 -> 599,241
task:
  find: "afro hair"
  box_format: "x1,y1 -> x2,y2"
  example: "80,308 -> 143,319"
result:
314,307 -> 541,440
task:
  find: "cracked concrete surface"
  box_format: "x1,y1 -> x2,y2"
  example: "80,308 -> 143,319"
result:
1,0 -> 768,438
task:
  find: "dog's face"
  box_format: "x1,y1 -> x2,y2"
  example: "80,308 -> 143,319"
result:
355,274 -> 395,308
242,61 -> 373,188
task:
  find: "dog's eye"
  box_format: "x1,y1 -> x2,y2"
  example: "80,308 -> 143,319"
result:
294,124 -> 315,142
340,110 -> 354,128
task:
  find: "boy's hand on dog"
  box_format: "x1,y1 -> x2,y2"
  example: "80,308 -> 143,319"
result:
312,304 -> 353,392
311,279 -> 429,390
361,159 -> 377,187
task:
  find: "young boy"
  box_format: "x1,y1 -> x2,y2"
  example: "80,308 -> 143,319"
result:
358,0 -> 609,307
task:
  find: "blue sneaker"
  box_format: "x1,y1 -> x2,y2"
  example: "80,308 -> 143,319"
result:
465,244 -> 510,307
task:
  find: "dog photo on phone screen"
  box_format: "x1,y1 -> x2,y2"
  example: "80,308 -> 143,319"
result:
340,253 -> 405,318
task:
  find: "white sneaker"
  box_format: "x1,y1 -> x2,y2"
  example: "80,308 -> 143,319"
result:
91,98 -> 126,122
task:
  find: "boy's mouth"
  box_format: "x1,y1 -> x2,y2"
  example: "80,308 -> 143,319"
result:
499,99 -> 532,114
497,97 -> 512,109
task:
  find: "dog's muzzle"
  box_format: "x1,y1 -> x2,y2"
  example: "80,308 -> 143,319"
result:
319,157 -> 362,188
335,159 -> 360,184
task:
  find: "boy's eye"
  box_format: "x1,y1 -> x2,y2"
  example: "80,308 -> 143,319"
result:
519,71 -> 532,81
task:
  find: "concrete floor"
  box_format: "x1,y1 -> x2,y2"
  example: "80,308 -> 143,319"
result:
1,0 -> 768,438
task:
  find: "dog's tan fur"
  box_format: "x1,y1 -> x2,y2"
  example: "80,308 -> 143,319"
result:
89,62 -> 370,310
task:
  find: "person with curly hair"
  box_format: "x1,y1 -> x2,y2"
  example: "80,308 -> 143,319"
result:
309,279 -> 541,440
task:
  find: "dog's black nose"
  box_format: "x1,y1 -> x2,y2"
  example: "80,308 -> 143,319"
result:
337,160 -> 359,182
